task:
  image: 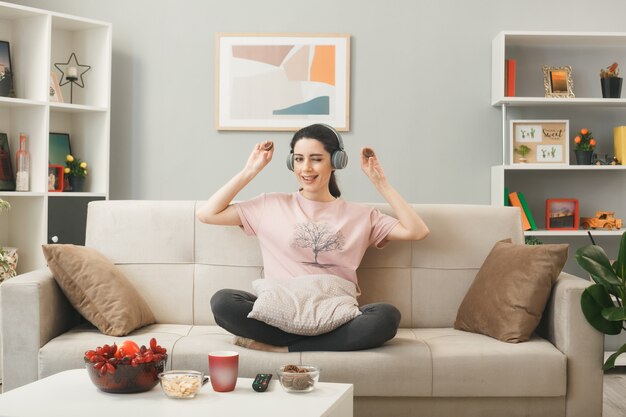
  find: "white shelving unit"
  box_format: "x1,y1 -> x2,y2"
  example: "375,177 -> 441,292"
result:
491,31 -> 626,237
0,1 -> 111,274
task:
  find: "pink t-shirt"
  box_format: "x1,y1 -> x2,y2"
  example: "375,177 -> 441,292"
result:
235,192 -> 399,295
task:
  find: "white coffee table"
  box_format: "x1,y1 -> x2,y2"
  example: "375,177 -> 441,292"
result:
0,369 -> 353,417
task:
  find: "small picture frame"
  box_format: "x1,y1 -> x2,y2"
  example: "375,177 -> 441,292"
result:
546,198 -> 579,230
510,120 -> 569,165
543,65 -> 575,98
48,164 -> 64,192
0,132 -> 15,191
49,72 -> 64,103
0,41 -> 14,97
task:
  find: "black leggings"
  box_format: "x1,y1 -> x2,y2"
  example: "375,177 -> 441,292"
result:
210,289 -> 401,352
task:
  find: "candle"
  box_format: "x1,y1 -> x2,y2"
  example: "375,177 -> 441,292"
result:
67,66 -> 78,79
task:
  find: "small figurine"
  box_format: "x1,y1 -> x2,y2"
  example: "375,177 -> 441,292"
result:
580,211 -> 623,230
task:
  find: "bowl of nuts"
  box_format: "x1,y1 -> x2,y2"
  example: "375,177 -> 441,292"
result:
84,338 -> 168,393
276,365 -> 320,393
158,370 -> 204,399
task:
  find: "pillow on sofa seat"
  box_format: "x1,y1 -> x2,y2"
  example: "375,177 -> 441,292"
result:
42,244 -> 156,336
454,240 -> 568,343
248,274 -> 361,336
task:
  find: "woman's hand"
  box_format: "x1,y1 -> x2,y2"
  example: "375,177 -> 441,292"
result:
244,141 -> 274,175
360,147 -> 387,187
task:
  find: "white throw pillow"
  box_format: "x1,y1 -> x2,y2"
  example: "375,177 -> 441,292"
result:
247,274 -> 362,336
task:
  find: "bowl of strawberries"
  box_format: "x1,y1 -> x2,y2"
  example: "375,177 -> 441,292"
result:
84,338 -> 168,393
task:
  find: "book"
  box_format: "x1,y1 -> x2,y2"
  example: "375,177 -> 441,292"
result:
517,192 -> 537,230
505,59 -> 516,97
508,191 -> 531,230
504,187 -> 510,206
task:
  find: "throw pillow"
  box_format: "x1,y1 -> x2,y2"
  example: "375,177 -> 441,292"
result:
42,244 -> 156,336
248,274 -> 362,336
454,240 -> 568,343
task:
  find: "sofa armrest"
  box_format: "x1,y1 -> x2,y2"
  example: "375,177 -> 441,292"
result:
1,268 -> 80,391
537,272 -> 603,417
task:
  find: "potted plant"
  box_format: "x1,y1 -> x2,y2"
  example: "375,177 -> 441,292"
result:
573,128 -> 596,165
64,154 -> 88,192
514,144 -> 531,163
0,198 -> 18,282
576,231 -> 626,369
600,62 -> 622,98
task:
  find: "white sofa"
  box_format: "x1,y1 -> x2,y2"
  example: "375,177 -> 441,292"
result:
1,200 -> 603,417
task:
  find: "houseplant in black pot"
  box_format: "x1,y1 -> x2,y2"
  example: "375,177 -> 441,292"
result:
576,231 -> 626,369
573,127 -> 596,165
600,62 -> 622,98
64,154 -> 88,192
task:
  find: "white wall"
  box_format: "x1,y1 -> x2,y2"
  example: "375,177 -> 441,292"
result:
12,0 -> 626,203
9,0 -> 626,275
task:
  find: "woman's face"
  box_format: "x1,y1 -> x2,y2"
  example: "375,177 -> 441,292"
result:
293,138 -> 334,201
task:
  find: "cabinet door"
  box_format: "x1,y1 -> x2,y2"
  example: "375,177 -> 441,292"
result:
48,197 -> 105,245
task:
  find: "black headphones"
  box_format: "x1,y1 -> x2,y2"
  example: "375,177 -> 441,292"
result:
286,124 -> 348,171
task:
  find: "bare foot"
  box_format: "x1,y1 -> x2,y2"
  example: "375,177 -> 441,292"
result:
233,336 -> 288,353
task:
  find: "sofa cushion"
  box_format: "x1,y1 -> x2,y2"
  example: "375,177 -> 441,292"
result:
42,244 -> 156,336
247,275 -> 361,336
417,328 -> 566,397
453,240 -> 568,342
39,323 -> 188,379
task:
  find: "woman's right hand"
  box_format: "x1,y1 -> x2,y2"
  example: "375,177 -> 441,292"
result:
244,140 -> 274,174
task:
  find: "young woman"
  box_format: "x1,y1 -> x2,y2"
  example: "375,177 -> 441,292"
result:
197,124 -> 429,352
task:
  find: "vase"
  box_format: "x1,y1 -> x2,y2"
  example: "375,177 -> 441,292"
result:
0,246 -> 18,283
601,77 -> 622,98
575,150 -> 594,165
68,176 -> 85,192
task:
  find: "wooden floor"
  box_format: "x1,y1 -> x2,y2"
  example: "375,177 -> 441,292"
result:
604,368 -> 626,417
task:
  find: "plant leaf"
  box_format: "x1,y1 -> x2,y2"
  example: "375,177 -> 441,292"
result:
601,306 -> 626,321
580,285 -> 622,335
576,245 -> 621,288
615,231 -> 626,280
603,343 -> 626,370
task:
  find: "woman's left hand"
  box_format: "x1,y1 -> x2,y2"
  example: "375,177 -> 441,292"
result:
360,147 -> 387,186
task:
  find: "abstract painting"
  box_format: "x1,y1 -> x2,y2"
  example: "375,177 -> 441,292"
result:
217,34 -> 350,131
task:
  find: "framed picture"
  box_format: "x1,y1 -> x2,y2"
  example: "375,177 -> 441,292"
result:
0,132 -> 15,191
49,132 -> 72,166
49,72 -> 64,103
48,164 -> 64,192
0,41 -> 14,97
217,33 -> 350,131
546,198 -> 579,230
543,65 -> 574,98
510,120 -> 569,165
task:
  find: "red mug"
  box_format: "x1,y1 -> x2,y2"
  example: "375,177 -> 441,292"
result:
208,351 -> 239,392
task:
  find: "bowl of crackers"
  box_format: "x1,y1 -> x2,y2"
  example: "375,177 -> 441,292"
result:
158,370 -> 204,399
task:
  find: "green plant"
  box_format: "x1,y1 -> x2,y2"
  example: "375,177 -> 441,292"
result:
64,154 -> 88,178
576,231 -> 626,370
574,128 -> 596,152
600,62 -> 620,78
525,236 -> 543,245
0,198 -> 9,213
514,144 -> 531,158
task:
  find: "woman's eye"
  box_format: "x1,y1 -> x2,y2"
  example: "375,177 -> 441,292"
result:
294,157 -> 303,162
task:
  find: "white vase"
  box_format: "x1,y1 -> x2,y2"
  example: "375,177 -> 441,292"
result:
0,246 -> 18,282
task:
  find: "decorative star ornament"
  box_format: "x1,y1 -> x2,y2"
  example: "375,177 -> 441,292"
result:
54,53 -> 91,88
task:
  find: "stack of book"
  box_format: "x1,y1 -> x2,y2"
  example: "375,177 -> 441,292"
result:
506,188 -> 537,231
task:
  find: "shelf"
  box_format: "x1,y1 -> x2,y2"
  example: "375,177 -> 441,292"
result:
497,165 -> 626,171
492,97 -> 626,107
0,191 -> 45,197
49,102 -> 108,113
47,192 -> 107,198
526,229 -> 624,237
0,97 -> 47,108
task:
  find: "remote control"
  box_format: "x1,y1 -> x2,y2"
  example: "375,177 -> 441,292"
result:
252,373 -> 272,392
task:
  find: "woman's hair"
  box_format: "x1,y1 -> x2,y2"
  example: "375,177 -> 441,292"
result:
290,124 -> 341,198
